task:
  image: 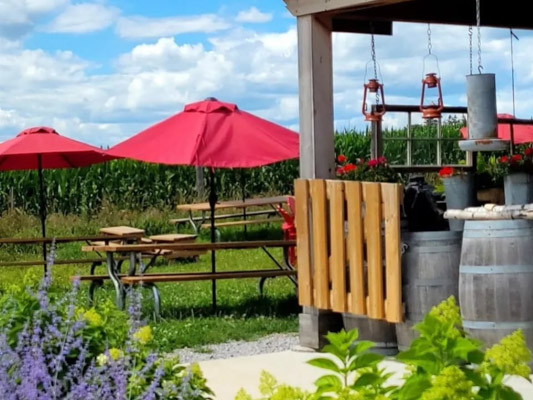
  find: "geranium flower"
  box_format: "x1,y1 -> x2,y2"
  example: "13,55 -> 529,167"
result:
511,154 -> 523,163
377,156 -> 387,164
439,167 -> 454,178
368,159 -> 379,167
336,167 -> 345,175
525,147 -> 533,157
337,154 -> 347,163
499,155 -> 509,164
343,163 -> 356,173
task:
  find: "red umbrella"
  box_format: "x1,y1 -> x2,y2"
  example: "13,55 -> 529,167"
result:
108,98 -> 299,167
0,127 -> 115,267
460,113 -> 533,144
108,98 -> 299,309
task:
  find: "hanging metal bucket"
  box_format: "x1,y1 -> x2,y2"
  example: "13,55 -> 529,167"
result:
459,74 -> 507,151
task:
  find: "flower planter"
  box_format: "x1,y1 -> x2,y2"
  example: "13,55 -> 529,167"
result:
442,174 -> 476,231
504,172 -> 533,205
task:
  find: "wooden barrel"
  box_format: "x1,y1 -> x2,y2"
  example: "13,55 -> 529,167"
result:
459,220 -> 533,351
343,314 -> 398,355
396,230 -> 462,350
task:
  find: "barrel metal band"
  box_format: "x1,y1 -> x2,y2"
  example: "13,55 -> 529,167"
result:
406,245 -> 459,254
463,320 -> 533,330
460,265 -> 533,274
411,278 -> 457,287
463,229 -> 532,238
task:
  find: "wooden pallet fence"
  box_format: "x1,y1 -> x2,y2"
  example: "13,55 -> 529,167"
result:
294,179 -> 403,323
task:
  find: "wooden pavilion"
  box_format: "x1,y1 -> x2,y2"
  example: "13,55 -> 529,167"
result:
283,0 -> 533,348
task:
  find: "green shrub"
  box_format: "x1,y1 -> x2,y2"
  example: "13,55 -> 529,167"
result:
238,296 -> 532,400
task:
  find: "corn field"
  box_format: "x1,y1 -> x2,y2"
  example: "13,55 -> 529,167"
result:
0,117 -> 464,216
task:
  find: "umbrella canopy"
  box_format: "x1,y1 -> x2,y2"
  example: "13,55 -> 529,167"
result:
460,114 -> 533,144
0,126 -> 114,170
0,126 -> 115,270
107,98 -> 299,167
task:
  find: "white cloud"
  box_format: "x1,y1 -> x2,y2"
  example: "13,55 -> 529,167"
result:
236,7 -> 272,24
46,3 -> 119,33
115,14 -> 231,39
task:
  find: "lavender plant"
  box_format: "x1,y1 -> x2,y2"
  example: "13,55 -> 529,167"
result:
0,242 -> 213,399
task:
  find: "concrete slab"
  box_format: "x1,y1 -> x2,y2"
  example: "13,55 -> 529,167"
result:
197,350 -> 533,400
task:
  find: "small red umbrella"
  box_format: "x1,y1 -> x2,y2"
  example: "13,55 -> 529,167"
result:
0,127 -> 115,267
460,113 -> 533,144
108,98 -> 299,309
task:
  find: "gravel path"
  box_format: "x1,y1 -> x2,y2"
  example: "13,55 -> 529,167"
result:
174,333 -> 300,364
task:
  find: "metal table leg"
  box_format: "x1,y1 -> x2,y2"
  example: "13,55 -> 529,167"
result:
106,252 -> 124,309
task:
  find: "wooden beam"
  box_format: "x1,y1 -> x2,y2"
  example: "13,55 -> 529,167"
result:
298,14 -> 335,179
331,18 -> 392,34
284,0 -> 409,17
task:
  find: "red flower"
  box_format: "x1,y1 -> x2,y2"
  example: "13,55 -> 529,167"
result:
337,154 -> 347,163
368,159 -> 379,168
499,156 -> 509,164
377,156 -> 387,165
439,167 -> 454,178
336,167 -> 345,175
525,147 -> 533,157
343,163 -> 357,173
511,154 -> 523,163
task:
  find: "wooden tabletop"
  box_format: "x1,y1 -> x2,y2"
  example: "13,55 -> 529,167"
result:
99,226 -> 145,237
82,240 -> 296,253
148,234 -> 196,243
177,195 -> 289,212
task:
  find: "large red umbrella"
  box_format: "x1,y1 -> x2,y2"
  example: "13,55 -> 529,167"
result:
460,113 -> 533,144
108,98 -> 299,309
0,127 -> 115,267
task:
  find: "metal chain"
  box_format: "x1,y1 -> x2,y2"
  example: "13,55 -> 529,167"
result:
427,24 -> 432,55
370,34 -> 380,104
476,0 -> 483,72
468,26 -> 473,74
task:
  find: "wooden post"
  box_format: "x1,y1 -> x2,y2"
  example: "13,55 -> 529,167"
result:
297,14 -> 335,179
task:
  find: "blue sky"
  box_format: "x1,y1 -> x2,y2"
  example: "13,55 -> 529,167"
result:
1,0 -> 533,146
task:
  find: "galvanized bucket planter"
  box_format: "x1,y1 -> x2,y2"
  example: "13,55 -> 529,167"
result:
443,173 -> 477,231
503,172 -> 533,205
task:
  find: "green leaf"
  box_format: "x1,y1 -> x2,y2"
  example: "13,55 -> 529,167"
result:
351,372 -> 380,388
450,337 -> 481,360
314,374 -> 343,391
350,340 -> 375,356
396,375 -> 431,400
467,349 -> 485,365
350,353 -> 384,370
322,344 -> 345,361
307,357 -> 341,373
499,386 -> 523,400
395,350 -> 441,375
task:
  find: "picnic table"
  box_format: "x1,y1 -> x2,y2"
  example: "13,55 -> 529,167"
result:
78,239 -> 297,316
173,195 -> 289,234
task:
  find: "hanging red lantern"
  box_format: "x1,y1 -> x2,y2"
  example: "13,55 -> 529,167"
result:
362,78 -> 386,122
420,73 -> 444,119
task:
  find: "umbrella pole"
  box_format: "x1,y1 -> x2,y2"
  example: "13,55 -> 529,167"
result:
37,155 -> 47,273
208,168 -> 218,312
241,170 -> 247,239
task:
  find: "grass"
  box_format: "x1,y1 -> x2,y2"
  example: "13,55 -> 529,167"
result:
0,207 -> 299,352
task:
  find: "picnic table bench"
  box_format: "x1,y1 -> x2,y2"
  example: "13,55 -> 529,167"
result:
174,195 -> 289,234
77,239 -> 297,316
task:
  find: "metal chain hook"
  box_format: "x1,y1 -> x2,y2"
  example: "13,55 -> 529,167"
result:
427,24 -> 432,55
370,34 -> 380,105
476,0 -> 483,73
468,26 -> 473,75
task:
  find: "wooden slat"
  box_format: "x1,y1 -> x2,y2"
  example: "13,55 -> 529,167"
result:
200,218 -> 283,229
363,183 -> 385,319
310,180 -> 330,310
327,180 -> 346,312
295,179 -> 313,306
82,240 -> 296,253
382,183 -> 403,323
345,181 -> 366,314
121,269 -> 296,284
